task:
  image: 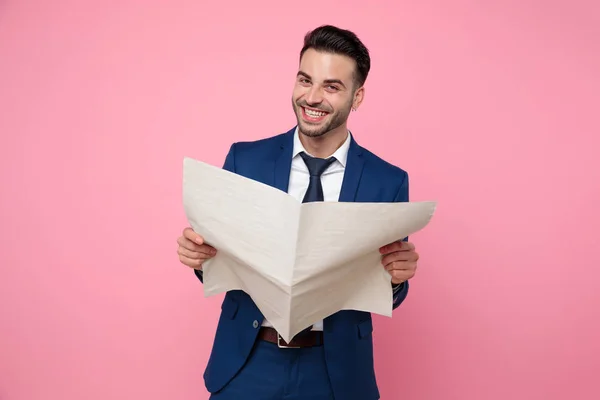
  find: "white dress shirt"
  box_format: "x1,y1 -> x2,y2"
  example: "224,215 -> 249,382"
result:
261,128 -> 352,331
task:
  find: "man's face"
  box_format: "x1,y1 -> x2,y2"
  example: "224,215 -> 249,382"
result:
292,48 -> 362,138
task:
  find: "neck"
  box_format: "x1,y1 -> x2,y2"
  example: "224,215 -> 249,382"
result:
299,125 -> 348,158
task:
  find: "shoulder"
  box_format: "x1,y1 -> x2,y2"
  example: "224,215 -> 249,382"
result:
222,129 -> 292,173
231,131 -> 289,154
360,145 -> 409,183
355,142 -> 409,202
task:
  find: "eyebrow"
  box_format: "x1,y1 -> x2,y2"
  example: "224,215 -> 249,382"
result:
297,71 -> 347,89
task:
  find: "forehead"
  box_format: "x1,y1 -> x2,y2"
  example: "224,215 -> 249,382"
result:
299,48 -> 356,83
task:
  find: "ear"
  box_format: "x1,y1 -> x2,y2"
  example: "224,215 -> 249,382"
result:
352,86 -> 365,110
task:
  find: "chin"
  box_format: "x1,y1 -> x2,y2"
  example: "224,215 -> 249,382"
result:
302,130 -> 327,138
297,121 -> 329,138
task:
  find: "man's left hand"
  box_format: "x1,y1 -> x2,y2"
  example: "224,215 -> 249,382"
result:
379,240 -> 419,285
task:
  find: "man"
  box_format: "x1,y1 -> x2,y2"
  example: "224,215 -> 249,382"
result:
176,25 -> 420,400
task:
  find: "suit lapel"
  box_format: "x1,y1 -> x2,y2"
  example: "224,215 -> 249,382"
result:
338,135 -> 365,202
272,128 -> 295,192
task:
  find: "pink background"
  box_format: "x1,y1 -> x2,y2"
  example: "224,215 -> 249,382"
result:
1,1 -> 599,399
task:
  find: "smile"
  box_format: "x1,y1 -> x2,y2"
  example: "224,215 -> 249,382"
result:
301,107 -> 329,122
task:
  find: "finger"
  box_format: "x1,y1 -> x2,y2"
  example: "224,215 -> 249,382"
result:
177,236 -> 217,255
178,255 -> 204,269
196,243 -> 217,255
381,249 -> 419,266
385,260 -> 417,272
391,269 -> 413,283
380,240 -> 414,254
381,251 -> 413,266
177,246 -> 214,260
177,236 -> 199,251
379,240 -> 401,254
183,227 -> 204,245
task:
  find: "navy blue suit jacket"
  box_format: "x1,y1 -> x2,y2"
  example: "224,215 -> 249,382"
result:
195,127 -> 410,399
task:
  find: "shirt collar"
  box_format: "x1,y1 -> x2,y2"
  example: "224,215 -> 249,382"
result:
292,127 -> 351,167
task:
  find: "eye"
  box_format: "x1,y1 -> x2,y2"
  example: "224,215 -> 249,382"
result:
326,85 -> 339,91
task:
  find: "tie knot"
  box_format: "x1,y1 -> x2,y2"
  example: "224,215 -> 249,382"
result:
300,152 -> 336,177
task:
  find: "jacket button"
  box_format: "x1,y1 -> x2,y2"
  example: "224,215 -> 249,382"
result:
252,320 -> 259,328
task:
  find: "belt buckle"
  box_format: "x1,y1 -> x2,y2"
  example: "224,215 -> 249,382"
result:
277,334 -> 300,349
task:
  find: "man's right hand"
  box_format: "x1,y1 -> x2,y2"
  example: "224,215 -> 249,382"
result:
177,227 -> 217,270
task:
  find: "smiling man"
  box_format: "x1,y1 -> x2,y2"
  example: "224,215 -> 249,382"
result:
176,25 -> 420,400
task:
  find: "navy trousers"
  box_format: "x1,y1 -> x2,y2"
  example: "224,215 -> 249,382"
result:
209,338 -> 334,400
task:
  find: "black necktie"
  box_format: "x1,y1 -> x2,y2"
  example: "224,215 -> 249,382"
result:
300,152 -> 336,203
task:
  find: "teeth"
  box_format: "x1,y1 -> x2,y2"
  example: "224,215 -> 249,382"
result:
304,108 -> 326,117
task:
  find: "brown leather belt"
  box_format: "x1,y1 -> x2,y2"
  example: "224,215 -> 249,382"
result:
258,327 -> 323,348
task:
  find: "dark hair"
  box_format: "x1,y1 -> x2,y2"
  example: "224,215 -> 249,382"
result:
299,25 -> 371,88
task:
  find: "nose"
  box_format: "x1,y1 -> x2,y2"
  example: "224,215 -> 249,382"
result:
305,85 -> 323,105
